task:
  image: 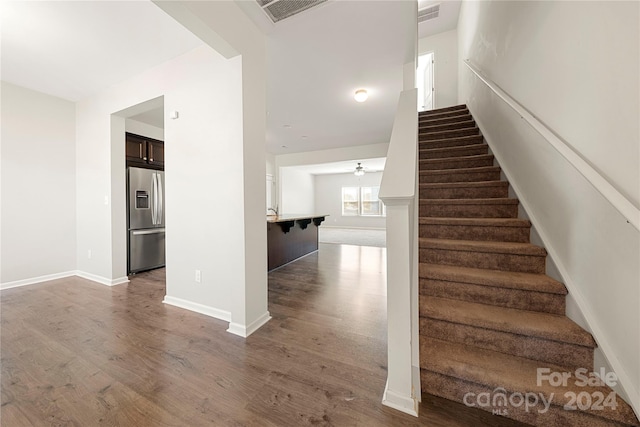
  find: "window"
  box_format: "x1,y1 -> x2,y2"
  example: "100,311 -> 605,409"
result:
342,186 -> 385,217
361,186 -> 383,216
342,187 -> 360,216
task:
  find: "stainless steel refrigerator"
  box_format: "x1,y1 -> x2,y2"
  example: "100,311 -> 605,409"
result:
127,167 -> 165,274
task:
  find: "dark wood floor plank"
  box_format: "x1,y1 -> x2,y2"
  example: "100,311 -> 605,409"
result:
1,243 -> 529,426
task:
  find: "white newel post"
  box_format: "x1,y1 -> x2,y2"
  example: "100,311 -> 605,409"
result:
381,197 -> 418,416
379,88 -> 419,416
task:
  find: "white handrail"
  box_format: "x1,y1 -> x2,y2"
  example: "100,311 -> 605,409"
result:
379,89 -> 418,200
464,60 -> 640,231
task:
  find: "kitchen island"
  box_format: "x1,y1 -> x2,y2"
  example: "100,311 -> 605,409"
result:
267,214 -> 327,271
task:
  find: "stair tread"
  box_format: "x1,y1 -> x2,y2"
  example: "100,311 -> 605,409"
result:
419,217 -> 530,227
420,237 -> 547,256
419,127 -> 479,137
419,114 -> 472,125
420,154 -> 494,163
420,111 -> 470,119
419,120 -> 476,130
420,198 -> 519,205
419,105 -> 467,116
419,143 -> 488,154
419,165 -> 500,175
422,296 -> 594,347
420,263 -> 565,294
419,134 -> 483,146
420,180 -> 507,189
422,337 -> 638,425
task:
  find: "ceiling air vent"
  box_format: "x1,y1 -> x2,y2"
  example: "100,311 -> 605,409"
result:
418,4 -> 440,23
256,0 -> 328,23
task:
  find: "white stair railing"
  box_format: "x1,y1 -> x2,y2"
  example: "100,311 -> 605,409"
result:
379,88 -> 419,417
464,59 -> 639,231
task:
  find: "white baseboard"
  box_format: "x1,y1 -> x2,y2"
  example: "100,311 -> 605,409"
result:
413,365 -> 422,402
1,270 -> 129,290
227,311 -> 272,338
0,271 -> 77,290
75,271 -> 129,287
162,295 -> 231,322
382,379 -> 419,417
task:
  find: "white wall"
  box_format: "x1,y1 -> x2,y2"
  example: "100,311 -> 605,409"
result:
1,82 -> 77,287
458,0 -> 639,412
280,167 -> 314,214
418,29 -> 458,109
125,118 -> 164,141
315,172 -> 385,229
158,0 -> 270,336
459,1 -> 639,208
74,44 -> 264,333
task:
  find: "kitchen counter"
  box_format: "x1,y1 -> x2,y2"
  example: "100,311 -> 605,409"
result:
267,214 -> 327,223
267,214 -> 327,271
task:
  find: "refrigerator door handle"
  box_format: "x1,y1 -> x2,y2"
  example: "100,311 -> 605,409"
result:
151,173 -> 158,225
156,173 -> 163,225
132,228 -> 166,235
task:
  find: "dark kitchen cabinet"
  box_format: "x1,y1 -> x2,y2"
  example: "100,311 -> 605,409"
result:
126,133 -> 147,163
148,140 -> 164,167
126,133 -> 164,170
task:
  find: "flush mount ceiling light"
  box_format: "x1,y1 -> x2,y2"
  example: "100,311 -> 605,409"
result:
354,162 -> 365,176
354,89 -> 368,103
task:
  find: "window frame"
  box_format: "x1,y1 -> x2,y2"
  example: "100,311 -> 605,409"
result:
341,185 -> 385,217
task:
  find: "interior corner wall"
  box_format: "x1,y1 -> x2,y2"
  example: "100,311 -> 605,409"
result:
160,0 -> 270,334
75,45 -> 246,316
418,29 -> 458,109
457,0 -> 639,410
0,82 -> 77,286
125,118 -> 164,141
280,167 -> 315,214
315,172 -> 386,229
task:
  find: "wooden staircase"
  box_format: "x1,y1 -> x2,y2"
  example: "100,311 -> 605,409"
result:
418,105 -> 639,426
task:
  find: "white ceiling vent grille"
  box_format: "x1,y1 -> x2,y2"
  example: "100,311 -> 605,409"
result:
256,0 -> 328,23
418,4 -> 440,23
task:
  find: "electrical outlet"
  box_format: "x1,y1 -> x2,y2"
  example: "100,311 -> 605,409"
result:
195,270 -> 201,283
87,249 -> 92,259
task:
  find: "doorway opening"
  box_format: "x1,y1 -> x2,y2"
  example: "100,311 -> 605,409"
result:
112,96 -> 166,277
278,158 -> 387,248
417,52 -> 434,111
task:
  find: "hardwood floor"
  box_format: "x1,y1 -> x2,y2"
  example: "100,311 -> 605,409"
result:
1,244 -> 529,426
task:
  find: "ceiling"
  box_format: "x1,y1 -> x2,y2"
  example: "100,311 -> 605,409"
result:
418,0 -> 462,39
1,0 -> 460,157
0,1 -> 203,102
129,107 -> 165,129
261,0 -> 415,154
